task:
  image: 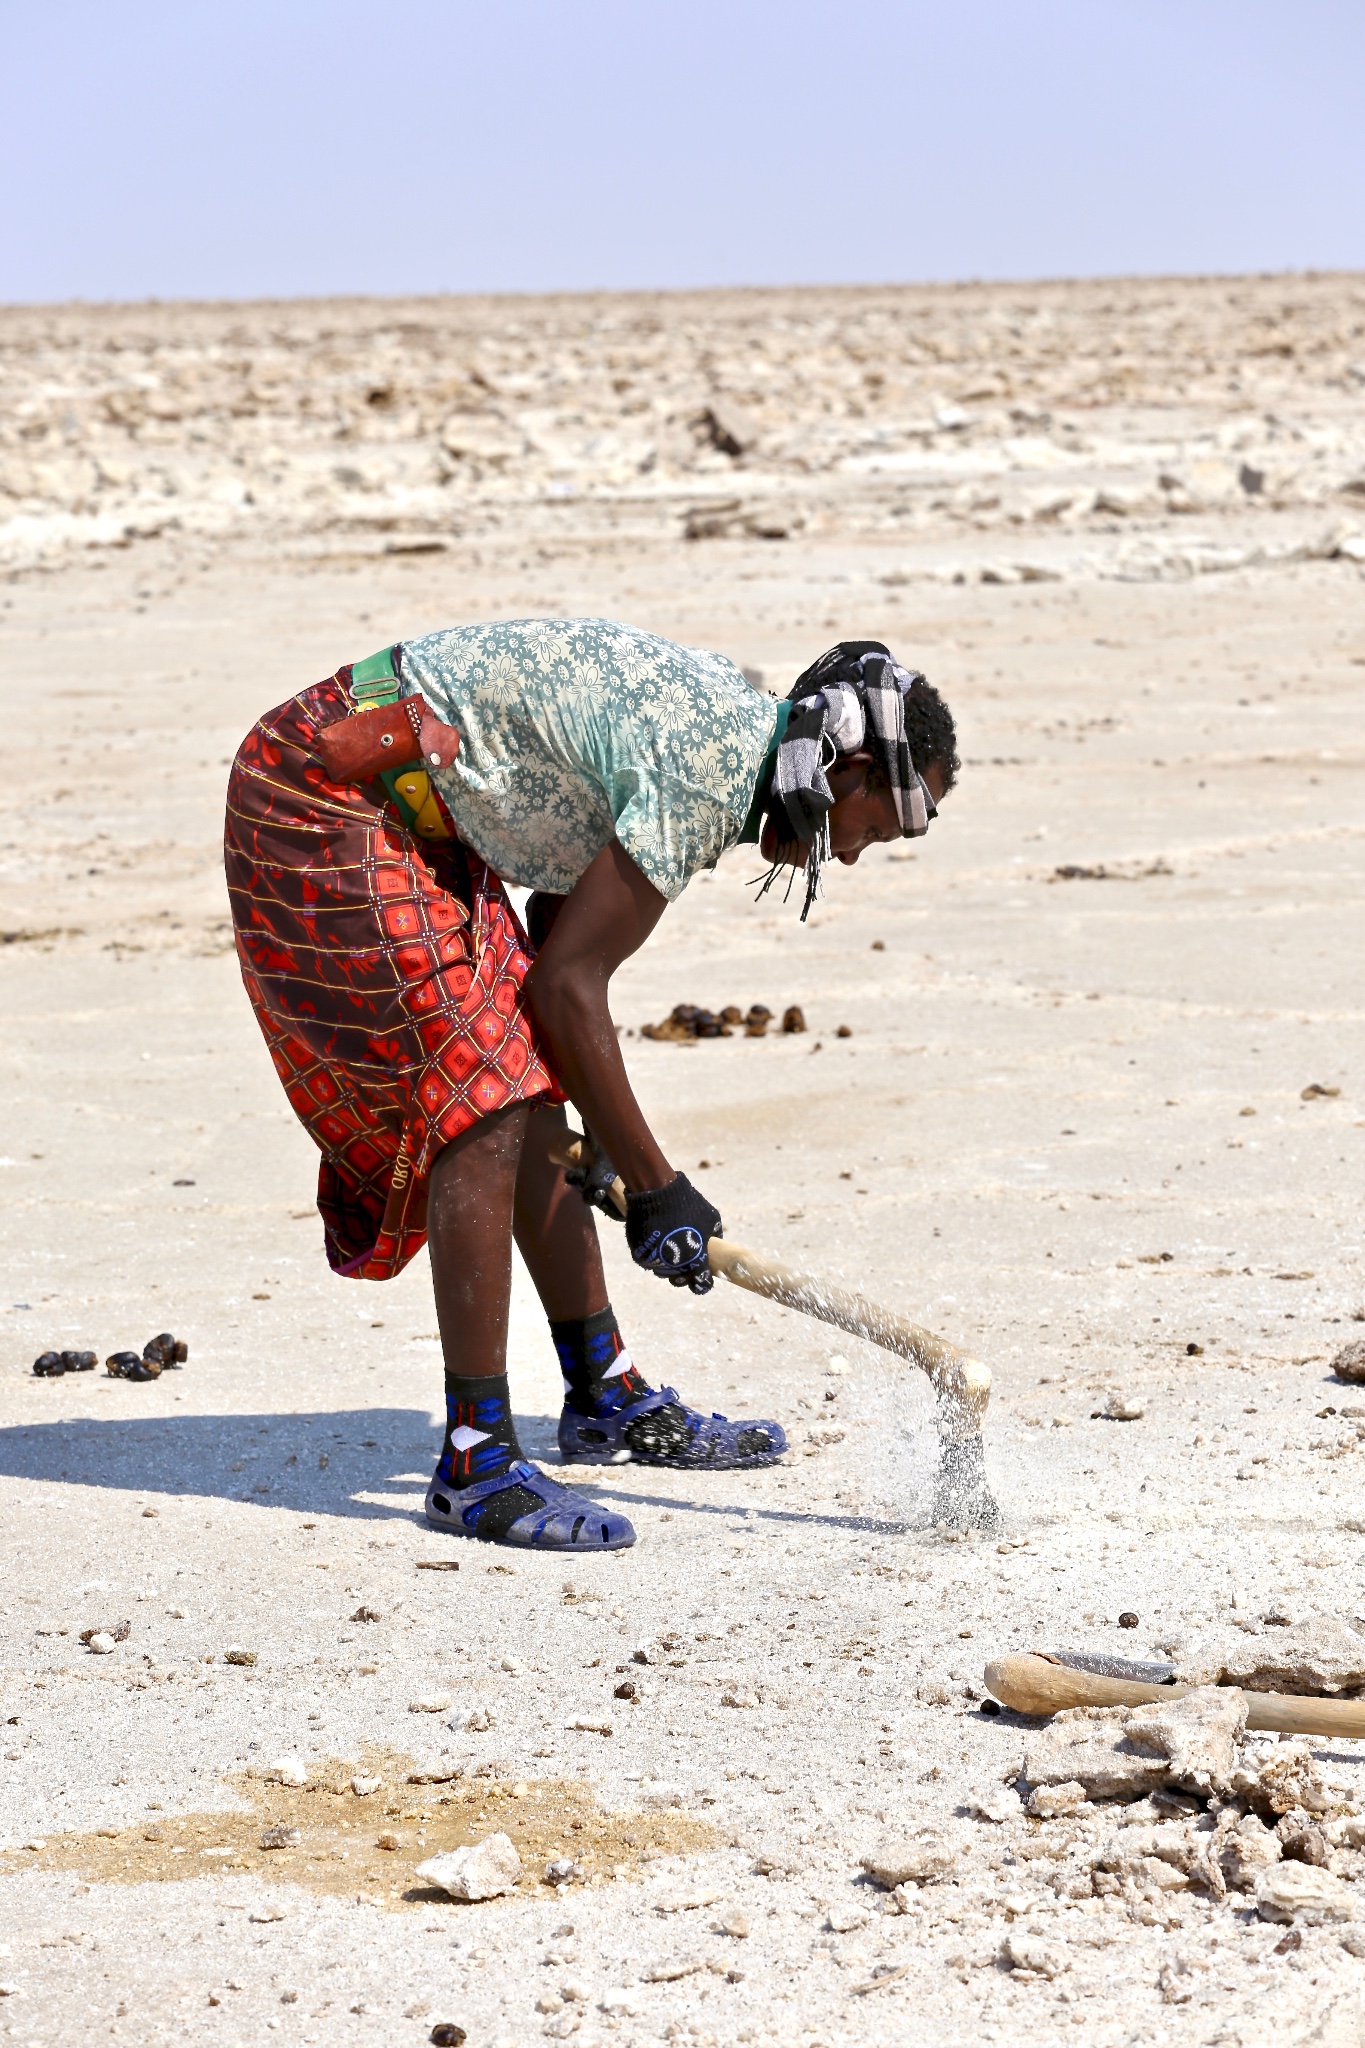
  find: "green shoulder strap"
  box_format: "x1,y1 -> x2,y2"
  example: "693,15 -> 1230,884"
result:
349,645 -> 401,706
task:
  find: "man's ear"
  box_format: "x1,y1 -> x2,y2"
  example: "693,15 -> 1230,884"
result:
827,748 -> 876,795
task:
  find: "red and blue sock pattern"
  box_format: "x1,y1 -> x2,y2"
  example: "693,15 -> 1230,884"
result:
551,1307 -> 649,1418
436,1372 -> 523,1488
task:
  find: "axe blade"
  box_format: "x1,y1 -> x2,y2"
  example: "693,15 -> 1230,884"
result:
1046,1649 -> 1178,1686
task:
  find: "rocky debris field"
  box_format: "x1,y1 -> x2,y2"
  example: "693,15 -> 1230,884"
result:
2,274 -> 1364,588
2,271 -> 1365,2045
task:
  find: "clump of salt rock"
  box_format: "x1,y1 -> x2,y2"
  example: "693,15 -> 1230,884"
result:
418,1833 -> 522,1901
1331,1339 -> 1365,1385
1023,1688 -> 1247,1803
995,1688 -> 1363,1923
1176,1615 -> 1365,1695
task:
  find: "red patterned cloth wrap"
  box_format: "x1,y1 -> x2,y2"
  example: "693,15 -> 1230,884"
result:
224,668 -> 564,1281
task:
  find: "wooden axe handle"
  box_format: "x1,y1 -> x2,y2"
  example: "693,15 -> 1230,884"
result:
549,1132 -> 990,1432
706,1239 -> 990,1431
985,1652 -> 1365,1738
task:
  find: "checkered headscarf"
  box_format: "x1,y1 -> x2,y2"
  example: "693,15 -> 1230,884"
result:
764,641 -> 939,920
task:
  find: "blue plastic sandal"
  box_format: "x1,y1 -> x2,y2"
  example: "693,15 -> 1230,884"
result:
424,1460 -> 635,1550
558,1386 -> 787,1471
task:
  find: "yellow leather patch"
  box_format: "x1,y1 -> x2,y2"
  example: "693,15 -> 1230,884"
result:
412,793 -> 451,840
393,769 -> 452,840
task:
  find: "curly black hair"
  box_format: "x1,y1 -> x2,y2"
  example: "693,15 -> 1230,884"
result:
904,673 -> 960,792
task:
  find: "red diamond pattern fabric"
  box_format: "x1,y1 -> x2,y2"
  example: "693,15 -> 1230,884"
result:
224,667 -> 563,1281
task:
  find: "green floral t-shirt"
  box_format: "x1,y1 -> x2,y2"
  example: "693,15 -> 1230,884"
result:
398,618 -> 779,901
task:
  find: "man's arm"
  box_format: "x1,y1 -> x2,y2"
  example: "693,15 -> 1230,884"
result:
524,838 -> 672,1193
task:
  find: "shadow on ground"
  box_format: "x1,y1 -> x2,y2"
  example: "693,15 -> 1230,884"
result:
0,1408 -> 919,1533
0,1406 -> 439,1522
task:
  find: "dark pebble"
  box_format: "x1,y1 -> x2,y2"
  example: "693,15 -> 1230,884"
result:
1118,1611 -> 1140,1629
781,1005 -> 807,1034
33,1352 -> 64,1376
614,1680 -> 639,1701
106,1351 -> 142,1378
642,1000 -> 784,1042
62,1350 -> 97,1371
143,1331 -> 188,1367
979,1698 -> 1001,1716
430,2027 -> 467,2048
1185,1342 -> 1204,1356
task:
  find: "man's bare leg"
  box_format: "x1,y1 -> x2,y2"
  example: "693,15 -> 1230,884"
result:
423,1099 -> 635,1548
512,1102 -> 609,1320
510,1101 -> 673,1446
427,1100 -> 530,1380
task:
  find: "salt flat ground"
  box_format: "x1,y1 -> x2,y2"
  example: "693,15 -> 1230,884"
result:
1,277 -> 1365,2046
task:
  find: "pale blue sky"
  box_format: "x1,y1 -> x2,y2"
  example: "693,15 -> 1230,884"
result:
2,0 -> 1361,303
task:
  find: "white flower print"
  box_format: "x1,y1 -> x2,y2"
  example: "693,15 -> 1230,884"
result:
689,741 -> 741,800
642,674 -> 699,740
558,655 -> 603,706
399,617 -> 777,901
525,621 -> 575,674
609,635 -> 664,691
474,648 -> 524,708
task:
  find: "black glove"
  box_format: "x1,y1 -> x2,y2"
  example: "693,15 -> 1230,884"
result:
564,1134 -> 624,1221
625,1173 -> 722,1294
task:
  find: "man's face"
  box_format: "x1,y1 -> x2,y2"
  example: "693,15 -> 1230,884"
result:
760,753 -> 948,867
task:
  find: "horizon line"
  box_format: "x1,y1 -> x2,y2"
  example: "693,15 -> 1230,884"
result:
3,264 -> 1363,320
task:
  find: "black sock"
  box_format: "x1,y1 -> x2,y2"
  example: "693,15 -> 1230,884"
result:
551,1306 -> 650,1416
435,1371 -> 523,1489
